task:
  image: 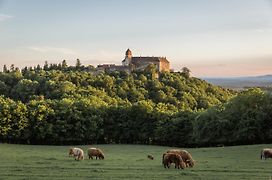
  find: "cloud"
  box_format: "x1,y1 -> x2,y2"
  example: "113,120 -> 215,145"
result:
28,46 -> 77,55
28,47 -> 48,53
27,46 -> 121,60
255,28 -> 265,33
0,14 -> 13,21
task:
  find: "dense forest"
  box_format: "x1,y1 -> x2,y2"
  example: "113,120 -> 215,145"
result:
0,61 -> 271,147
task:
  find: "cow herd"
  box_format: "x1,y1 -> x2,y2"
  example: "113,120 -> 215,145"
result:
68,147 -> 272,170
69,147 -> 195,170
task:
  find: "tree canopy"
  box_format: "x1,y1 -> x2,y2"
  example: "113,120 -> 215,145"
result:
0,62 -> 271,146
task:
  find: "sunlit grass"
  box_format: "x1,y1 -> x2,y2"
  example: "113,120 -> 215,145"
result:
0,144 -> 271,179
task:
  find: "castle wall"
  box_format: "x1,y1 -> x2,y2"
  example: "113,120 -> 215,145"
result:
159,61 -> 170,72
122,57 -> 131,66
134,60 -> 160,71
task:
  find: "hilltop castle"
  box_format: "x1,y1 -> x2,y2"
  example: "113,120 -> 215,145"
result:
97,49 -> 170,72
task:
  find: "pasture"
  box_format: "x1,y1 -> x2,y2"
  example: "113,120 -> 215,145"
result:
0,144 -> 271,179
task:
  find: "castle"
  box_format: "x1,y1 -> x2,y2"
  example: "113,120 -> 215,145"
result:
97,49 -> 170,72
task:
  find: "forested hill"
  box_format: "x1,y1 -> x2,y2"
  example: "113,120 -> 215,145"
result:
0,64 -> 233,111
1,63 -> 272,147
0,63 -> 237,145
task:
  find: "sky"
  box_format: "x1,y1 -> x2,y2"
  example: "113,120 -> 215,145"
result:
0,0 -> 272,77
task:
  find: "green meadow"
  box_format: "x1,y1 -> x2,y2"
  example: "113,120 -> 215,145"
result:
0,144 -> 271,180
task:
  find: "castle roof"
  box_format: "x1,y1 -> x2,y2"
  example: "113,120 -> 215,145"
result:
131,56 -> 169,63
126,48 -> 132,56
122,56 -> 169,64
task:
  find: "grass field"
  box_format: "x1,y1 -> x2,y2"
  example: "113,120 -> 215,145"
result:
0,144 -> 272,179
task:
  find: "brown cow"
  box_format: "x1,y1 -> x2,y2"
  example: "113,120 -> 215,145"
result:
162,153 -> 186,169
166,149 -> 195,167
88,147 -> 105,160
261,148 -> 272,160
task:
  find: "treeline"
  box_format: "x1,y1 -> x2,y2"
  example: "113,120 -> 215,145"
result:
1,62 -> 271,146
0,62 -> 232,110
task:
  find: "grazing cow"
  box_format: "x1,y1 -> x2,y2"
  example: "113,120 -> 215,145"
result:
69,147 -> 84,161
166,149 -> 195,167
261,148 -> 272,160
162,153 -> 186,169
147,154 -> 154,160
88,147 -> 105,160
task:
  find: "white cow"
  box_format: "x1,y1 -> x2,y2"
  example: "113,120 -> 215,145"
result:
69,147 -> 84,160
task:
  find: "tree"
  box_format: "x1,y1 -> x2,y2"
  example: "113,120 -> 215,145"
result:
181,67 -> 191,78
144,64 -> 158,80
61,60 -> 68,69
193,106 -> 229,145
0,96 -> 28,142
76,59 -> 82,69
0,81 -> 9,96
3,65 -> 8,73
155,111 -> 195,146
44,61 -> 49,70
36,64 -> 41,71
223,88 -> 266,144
11,79 -> 39,102
25,99 -> 54,143
10,64 -> 15,72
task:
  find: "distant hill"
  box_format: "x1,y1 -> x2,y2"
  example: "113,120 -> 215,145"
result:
203,75 -> 272,89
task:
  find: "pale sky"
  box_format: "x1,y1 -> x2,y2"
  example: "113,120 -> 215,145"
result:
0,0 -> 272,77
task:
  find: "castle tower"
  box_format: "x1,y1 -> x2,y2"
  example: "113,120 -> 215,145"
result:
125,48 -> 132,59
122,48 -> 132,66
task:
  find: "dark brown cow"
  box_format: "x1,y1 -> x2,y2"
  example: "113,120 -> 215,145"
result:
162,153 -> 186,169
166,149 -> 195,167
261,148 -> 272,160
88,148 -> 105,160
